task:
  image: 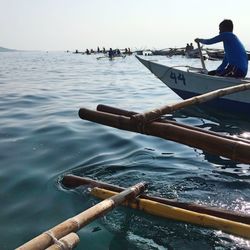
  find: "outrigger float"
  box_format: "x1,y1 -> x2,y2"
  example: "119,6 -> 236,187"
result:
17,175 -> 250,250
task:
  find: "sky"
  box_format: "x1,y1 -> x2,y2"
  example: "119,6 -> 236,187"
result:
1,0 -> 250,51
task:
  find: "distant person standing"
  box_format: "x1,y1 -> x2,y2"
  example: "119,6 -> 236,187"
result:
185,43 -> 190,52
116,49 -> 121,55
195,19 -> 248,78
108,48 -> 114,59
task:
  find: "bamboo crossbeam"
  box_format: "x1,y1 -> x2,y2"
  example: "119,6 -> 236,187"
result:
78,107 -> 250,163
16,182 -> 146,250
91,187 -> 250,240
45,233 -> 79,250
131,82 -> 250,123
62,175 -> 250,224
96,104 -> 250,144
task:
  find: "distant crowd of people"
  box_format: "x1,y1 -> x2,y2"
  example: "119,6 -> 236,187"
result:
76,47 -> 132,56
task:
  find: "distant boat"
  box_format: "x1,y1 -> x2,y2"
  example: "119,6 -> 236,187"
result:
205,48 -> 250,61
152,48 -> 185,56
96,54 -> 126,60
136,56 -> 250,116
185,48 -> 208,60
205,48 -> 224,60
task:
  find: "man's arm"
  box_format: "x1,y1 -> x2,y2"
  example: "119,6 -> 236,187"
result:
216,56 -> 228,73
195,34 -> 223,45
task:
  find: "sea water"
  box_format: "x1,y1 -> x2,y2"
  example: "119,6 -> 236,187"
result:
0,51 -> 250,249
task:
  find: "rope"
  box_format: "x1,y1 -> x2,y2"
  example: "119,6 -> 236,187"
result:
132,114 -> 147,134
44,218 -> 80,250
131,108 -> 163,134
44,230 -> 67,250
69,218 -> 81,230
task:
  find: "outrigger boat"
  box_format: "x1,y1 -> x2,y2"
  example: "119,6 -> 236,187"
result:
136,55 -> 250,116
96,54 -> 126,60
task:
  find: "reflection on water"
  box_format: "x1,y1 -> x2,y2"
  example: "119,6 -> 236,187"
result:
97,206 -> 249,250
171,107 -> 250,177
0,52 -> 250,249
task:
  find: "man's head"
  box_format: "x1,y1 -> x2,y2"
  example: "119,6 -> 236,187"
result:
219,19 -> 233,33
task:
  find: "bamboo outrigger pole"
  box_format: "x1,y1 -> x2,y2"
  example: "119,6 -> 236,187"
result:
78,107 -> 250,164
91,187 -> 250,240
62,174 -> 250,224
96,104 -> 250,144
131,82 -> 250,123
16,182 -> 146,250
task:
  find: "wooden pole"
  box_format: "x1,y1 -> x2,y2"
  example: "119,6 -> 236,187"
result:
91,187 -> 250,240
131,82 -> 250,123
16,182 -> 146,250
196,41 -> 207,72
62,174 -> 250,224
45,233 -> 80,250
96,104 -> 250,144
78,107 -> 250,164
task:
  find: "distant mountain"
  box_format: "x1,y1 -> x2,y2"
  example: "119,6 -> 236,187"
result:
0,46 -> 19,52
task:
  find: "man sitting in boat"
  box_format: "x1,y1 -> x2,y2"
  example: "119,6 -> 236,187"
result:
195,19 -> 248,78
185,43 -> 191,52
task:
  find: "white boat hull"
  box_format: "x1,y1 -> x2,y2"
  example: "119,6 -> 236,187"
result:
136,56 -> 250,115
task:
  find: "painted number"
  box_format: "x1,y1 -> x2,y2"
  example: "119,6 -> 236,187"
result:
170,72 -> 186,85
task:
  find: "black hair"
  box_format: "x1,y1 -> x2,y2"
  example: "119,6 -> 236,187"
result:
219,19 -> 233,32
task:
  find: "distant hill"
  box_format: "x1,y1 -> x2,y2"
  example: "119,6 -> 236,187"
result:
0,46 -> 18,52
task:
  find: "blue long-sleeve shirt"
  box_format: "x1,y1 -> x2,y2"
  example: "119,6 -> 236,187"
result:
199,32 -> 248,75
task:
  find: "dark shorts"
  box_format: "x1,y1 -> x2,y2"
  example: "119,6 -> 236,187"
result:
208,65 -> 246,78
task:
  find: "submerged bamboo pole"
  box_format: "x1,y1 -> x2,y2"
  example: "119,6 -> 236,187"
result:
131,82 -> 250,123
16,182 -> 146,250
96,104 -> 250,144
45,233 -> 79,250
78,107 -> 250,163
62,174 -> 250,224
91,187 -> 250,240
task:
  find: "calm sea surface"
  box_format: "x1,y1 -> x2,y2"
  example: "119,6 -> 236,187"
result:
1,51 -> 250,249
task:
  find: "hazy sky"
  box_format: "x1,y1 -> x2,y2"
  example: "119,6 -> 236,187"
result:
1,0 -> 250,51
